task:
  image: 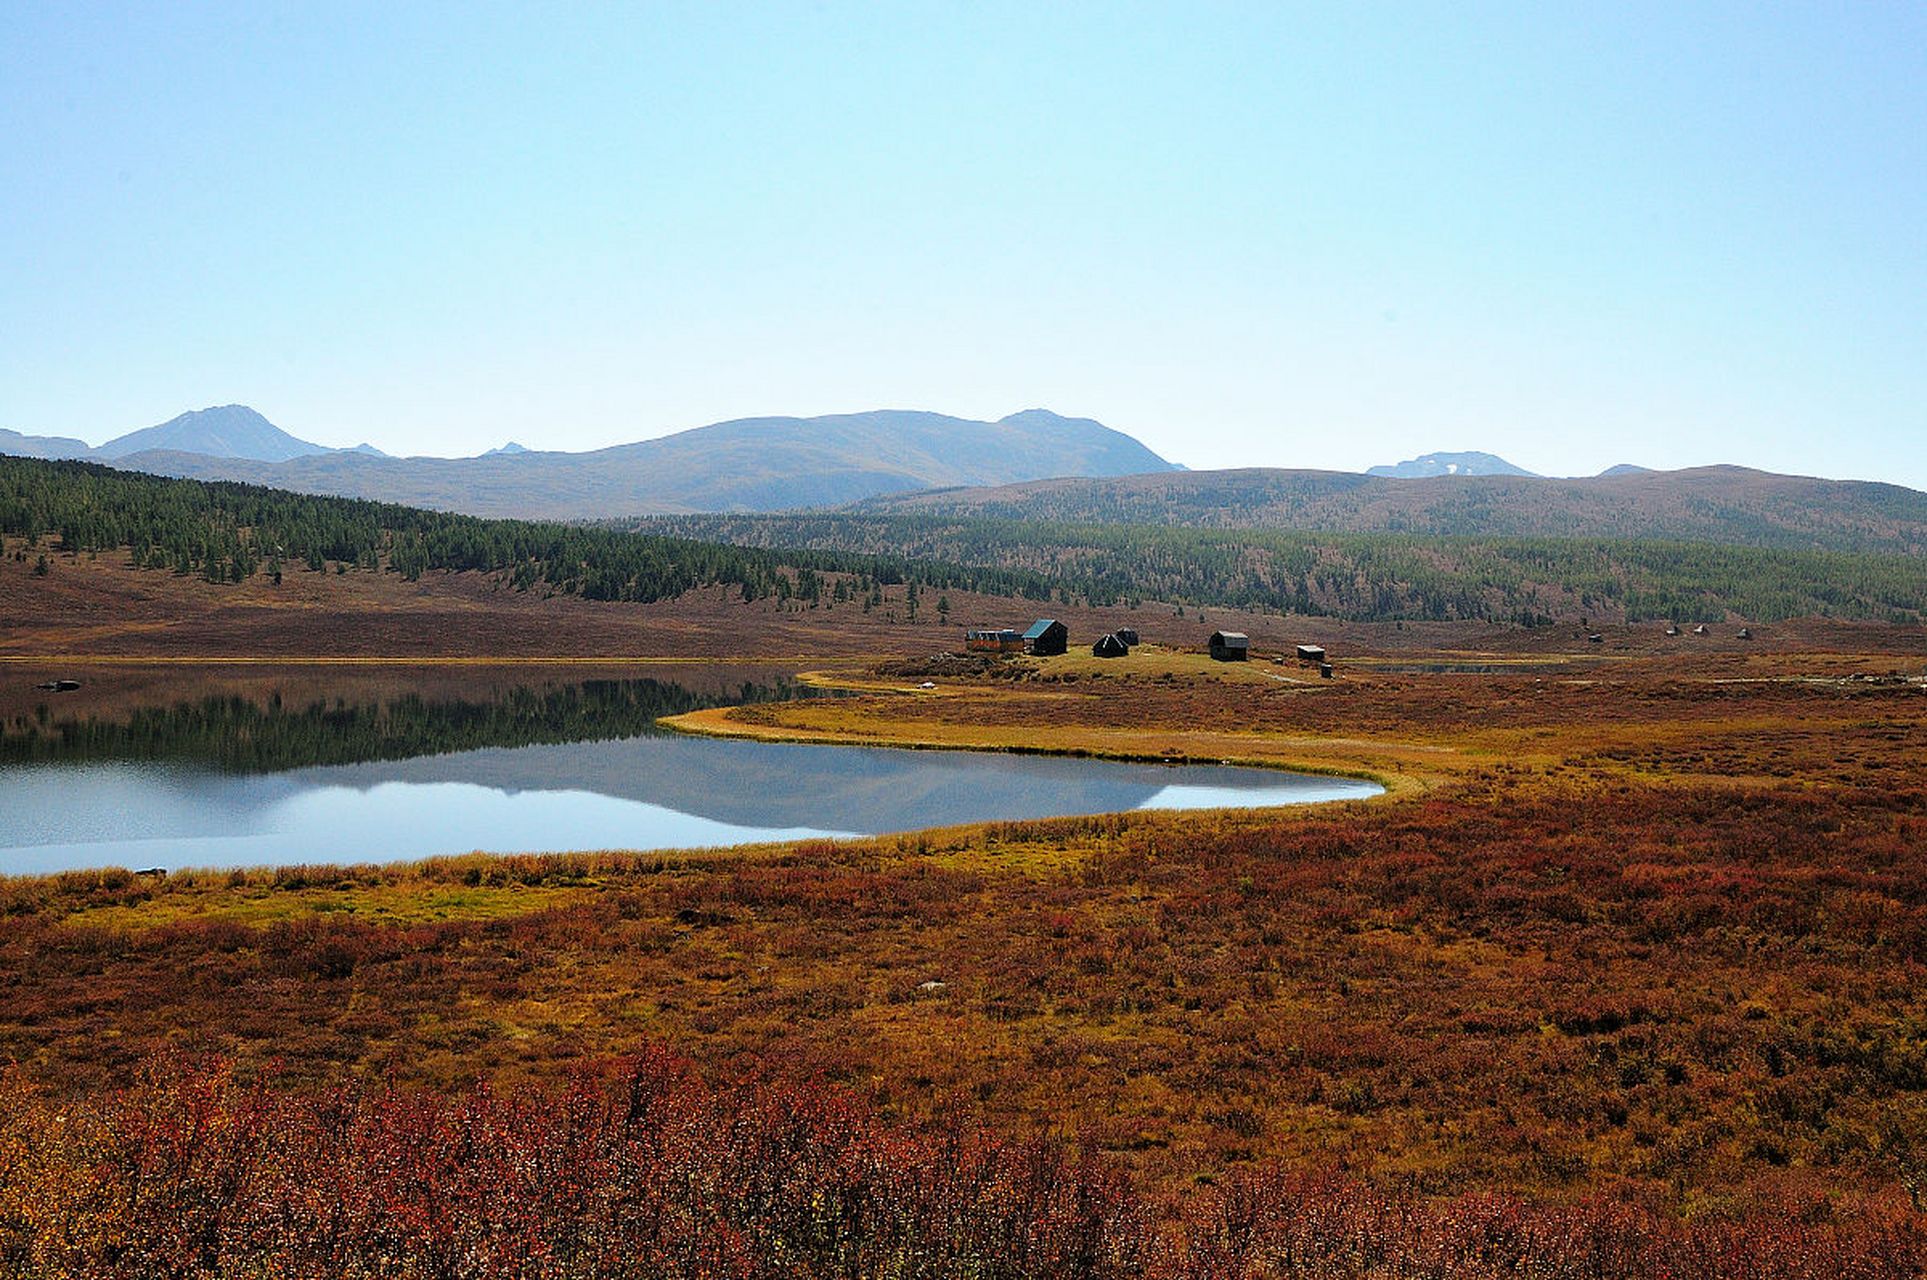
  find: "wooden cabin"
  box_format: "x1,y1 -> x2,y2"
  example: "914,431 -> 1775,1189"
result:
1115,628 -> 1140,647
1209,630 -> 1250,661
1023,618 -> 1068,656
1295,644 -> 1326,665
1092,633 -> 1130,658
966,628 -> 1024,653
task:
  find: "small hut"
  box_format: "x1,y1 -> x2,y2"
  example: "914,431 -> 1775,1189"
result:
1295,644 -> 1327,665
1022,619 -> 1068,656
966,628 -> 1024,653
1208,631 -> 1250,662
1737,627 -> 1752,640
1693,624 -> 1710,636
1092,633 -> 1130,658
1115,628 -> 1140,647
1665,625 -> 1681,637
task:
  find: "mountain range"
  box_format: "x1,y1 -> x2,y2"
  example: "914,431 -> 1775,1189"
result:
4,406 -> 1923,553
0,406 -> 1179,518
1,407 -> 384,466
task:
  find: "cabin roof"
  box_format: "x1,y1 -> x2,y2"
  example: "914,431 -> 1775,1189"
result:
1022,619 -> 1063,639
1211,631 -> 1250,645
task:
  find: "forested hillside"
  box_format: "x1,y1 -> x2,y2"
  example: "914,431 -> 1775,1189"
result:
0,678 -> 801,772
854,465 -> 1927,555
641,513 -> 1927,624
0,457 -> 1049,605
6,457 -> 1923,625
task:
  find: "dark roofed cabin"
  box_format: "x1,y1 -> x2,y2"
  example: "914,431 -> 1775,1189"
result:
1022,619 -> 1068,656
1208,630 -> 1250,661
1092,633 -> 1129,658
1295,644 -> 1326,665
1114,628 -> 1139,647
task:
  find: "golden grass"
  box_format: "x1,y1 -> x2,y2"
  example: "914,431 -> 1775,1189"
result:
3,628 -> 1925,1210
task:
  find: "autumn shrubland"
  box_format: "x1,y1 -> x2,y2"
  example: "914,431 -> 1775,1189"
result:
2,615 -> 1925,1273
3,492 -> 1927,1273
3,1048 -> 1922,1279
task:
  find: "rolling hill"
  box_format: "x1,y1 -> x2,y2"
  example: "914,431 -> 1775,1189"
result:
0,428 -> 93,461
7,453 -> 1924,624
34,408 -> 1179,518
847,464 -> 1927,555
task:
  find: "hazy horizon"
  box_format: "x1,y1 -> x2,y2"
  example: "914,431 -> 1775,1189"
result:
4,5 -> 1922,488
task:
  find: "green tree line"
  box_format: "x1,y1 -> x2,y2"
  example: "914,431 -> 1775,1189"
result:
0,457 -> 1053,604
637,513 -> 1927,624
7,456 -> 1920,623
1,678 -> 804,772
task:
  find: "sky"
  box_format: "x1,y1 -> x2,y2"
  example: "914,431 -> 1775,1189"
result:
3,3 -> 1924,486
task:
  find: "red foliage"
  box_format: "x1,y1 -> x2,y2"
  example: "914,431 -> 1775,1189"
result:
3,1051 -> 1920,1279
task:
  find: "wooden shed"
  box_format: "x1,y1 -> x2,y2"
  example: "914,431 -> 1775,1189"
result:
1092,633 -> 1130,658
966,628 -> 1024,653
1114,628 -> 1140,647
1023,619 -> 1068,656
1295,644 -> 1326,665
1208,630 -> 1250,661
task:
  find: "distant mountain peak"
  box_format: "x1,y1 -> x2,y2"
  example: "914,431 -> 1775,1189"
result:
998,408 -> 1086,427
1599,463 -> 1651,477
482,441 -> 530,457
1366,451 -> 1537,479
97,405 -> 330,464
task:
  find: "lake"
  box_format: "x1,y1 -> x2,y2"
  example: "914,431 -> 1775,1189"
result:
0,671 -> 1381,875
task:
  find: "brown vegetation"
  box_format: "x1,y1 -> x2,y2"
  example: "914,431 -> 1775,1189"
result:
4,553 -> 1926,1272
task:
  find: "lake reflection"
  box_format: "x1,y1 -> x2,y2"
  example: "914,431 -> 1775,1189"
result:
0,676 -> 1380,874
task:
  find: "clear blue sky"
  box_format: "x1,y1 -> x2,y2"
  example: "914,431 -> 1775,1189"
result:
4,3 -> 1923,485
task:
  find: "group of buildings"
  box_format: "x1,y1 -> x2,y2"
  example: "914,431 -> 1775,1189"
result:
967,620 -> 1330,672
965,619 -> 1121,656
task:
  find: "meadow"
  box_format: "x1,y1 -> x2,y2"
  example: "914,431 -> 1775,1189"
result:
2,610 -> 1924,1275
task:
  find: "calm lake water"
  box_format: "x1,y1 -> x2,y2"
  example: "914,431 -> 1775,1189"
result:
0,675 -> 1380,875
